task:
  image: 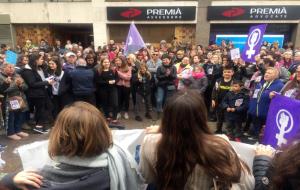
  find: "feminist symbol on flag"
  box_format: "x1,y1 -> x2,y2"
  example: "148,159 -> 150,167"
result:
128,36 -> 133,45
275,109 -> 294,147
246,29 -> 261,59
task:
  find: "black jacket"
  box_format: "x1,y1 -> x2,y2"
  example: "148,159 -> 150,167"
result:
95,70 -> 117,90
21,66 -> 50,98
156,64 -> 177,87
222,90 -> 249,121
134,73 -> 152,96
253,155 -> 300,190
203,62 -> 222,86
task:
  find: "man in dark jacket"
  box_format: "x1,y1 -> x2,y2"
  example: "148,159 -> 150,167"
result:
68,58 -> 96,105
156,54 -> 177,118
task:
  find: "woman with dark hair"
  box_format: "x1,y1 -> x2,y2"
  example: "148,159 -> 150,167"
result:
1,102 -> 144,190
95,58 -> 119,124
48,56 -> 72,117
21,53 -> 54,133
86,53 -> 97,69
140,90 -> 254,189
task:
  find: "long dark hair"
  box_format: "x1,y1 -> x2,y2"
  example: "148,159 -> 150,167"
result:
48,55 -> 62,76
28,53 -> 43,71
156,90 -> 248,189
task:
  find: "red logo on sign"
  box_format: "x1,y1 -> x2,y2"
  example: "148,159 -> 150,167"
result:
222,7 -> 245,18
120,8 -> 142,18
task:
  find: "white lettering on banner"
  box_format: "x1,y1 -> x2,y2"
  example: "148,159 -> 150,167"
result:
249,7 -> 287,19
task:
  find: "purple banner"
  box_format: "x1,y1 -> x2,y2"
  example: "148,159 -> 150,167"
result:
124,22 -> 146,56
263,95 -> 300,148
241,24 -> 267,62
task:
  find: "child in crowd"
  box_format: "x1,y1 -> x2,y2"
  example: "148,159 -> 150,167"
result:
222,80 -> 249,141
134,63 -> 152,121
211,66 -> 234,134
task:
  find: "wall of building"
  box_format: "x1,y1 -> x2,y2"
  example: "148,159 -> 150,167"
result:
0,2 -> 94,23
1,0 -> 300,48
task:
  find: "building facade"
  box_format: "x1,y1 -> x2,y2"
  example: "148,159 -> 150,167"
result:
0,0 -> 300,49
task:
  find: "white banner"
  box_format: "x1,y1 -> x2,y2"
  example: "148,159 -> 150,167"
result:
17,130 -> 255,171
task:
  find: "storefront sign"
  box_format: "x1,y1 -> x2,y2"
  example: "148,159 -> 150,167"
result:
207,6 -> 300,20
107,6 -> 196,21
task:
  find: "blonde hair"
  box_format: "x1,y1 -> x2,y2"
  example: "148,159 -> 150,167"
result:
127,54 -> 136,63
48,102 -> 112,158
138,63 -> 151,80
266,67 -> 279,79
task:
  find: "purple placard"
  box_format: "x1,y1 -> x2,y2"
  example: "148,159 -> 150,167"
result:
241,24 -> 267,63
263,95 -> 300,148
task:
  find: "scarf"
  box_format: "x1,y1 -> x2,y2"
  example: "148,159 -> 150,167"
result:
54,144 -> 145,190
192,71 -> 205,79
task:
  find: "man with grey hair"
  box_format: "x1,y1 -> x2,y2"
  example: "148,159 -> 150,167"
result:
68,58 -> 96,104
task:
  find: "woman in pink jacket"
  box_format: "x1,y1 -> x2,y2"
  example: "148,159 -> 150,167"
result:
115,57 -> 132,120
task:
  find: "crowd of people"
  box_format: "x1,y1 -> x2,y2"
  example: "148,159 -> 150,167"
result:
0,38 -> 300,143
1,92 -> 300,190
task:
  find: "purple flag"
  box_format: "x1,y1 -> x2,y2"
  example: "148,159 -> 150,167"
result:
263,95 -> 300,148
241,24 -> 267,62
124,22 -> 146,56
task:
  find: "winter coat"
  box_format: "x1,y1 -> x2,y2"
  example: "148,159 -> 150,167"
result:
116,68 -> 132,88
95,70 -> 117,89
21,64 -> 50,98
253,155 -> 300,190
203,63 -> 222,86
222,91 -> 249,121
156,64 -> 177,87
0,72 -> 28,111
233,65 -> 248,81
248,79 -> 284,119
211,78 -> 233,106
175,63 -> 193,90
134,73 -> 152,97
188,75 -> 208,94
68,66 -> 96,96
278,66 -> 290,84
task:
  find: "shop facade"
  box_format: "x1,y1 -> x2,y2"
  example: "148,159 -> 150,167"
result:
102,3 -> 198,48
205,3 -> 300,48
